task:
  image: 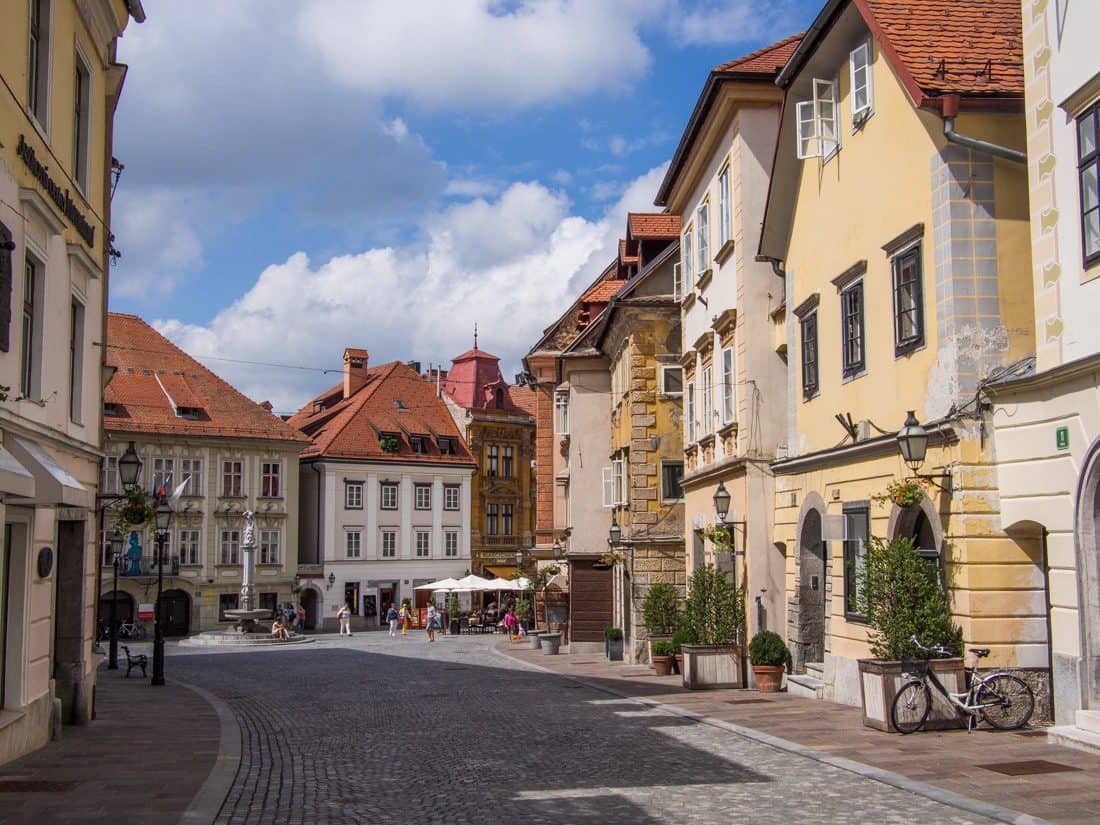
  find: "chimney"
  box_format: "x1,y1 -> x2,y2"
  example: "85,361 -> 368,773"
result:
343,347 -> 369,399
259,400 -> 273,412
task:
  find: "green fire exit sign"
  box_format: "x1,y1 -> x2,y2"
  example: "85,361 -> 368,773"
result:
1056,426 -> 1069,450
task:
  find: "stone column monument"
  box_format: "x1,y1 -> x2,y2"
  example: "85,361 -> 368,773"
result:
224,510 -> 272,633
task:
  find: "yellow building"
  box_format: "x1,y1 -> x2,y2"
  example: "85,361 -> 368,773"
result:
0,0 -> 144,766
758,0 -> 1040,708
588,232 -> 683,662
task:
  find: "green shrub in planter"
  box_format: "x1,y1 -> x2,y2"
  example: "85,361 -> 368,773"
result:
642,582 -> 681,637
670,626 -> 693,654
748,630 -> 791,668
603,627 -> 623,641
651,640 -> 676,657
682,564 -> 744,647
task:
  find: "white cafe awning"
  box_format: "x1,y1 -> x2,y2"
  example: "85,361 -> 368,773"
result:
5,436 -> 91,508
0,444 -> 35,498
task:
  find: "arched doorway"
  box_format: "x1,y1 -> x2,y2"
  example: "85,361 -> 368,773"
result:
98,590 -> 135,630
1076,440 -> 1100,711
798,509 -> 826,668
889,497 -> 945,580
160,589 -> 191,637
301,588 -> 319,630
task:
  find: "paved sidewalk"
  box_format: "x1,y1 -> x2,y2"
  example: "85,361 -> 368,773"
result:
0,660 -> 222,825
500,640 -> 1100,825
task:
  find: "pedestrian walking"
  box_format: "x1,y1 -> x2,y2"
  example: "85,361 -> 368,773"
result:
386,603 -> 399,636
337,602 -> 352,636
426,603 -> 438,643
502,608 -> 518,641
297,604 -> 307,633
399,601 -> 411,636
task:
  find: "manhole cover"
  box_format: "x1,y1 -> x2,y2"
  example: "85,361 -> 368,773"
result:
0,780 -> 76,793
977,760 -> 1080,776
726,698 -> 773,705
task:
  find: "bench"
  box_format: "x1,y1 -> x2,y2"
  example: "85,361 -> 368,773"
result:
121,645 -> 147,678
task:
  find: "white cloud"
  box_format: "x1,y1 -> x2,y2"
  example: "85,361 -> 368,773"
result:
443,179 -> 500,198
296,0 -> 657,110
111,189 -> 203,301
155,166 -> 668,412
670,0 -> 805,46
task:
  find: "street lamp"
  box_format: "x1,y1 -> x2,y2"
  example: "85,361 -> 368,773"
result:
326,572 -> 336,590
608,516 -> 622,548
151,496 -> 172,686
552,539 -> 562,559
107,529 -> 124,670
712,481 -> 746,555
514,548 -> 524,570
118,441 -> 142,490
896,411 -> 950,491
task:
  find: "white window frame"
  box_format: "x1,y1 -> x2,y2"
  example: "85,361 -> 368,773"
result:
660,365 -> 683,396
219,530 -> 241,565
101,455 -> 119,496
815,78 -> 839,159
152,456 -> 175,495
69,296 -> 85,424
611,458 -> 627,507
414,483 -> 432,510
260,461 -> 282,498
849,41 -> 873,122
345,530 -> 362,559
259,529 -> 280,565
602,466 -> 614,508
443,484 -> 460,511
721,347 -> 735,424
673,262 -> 682,301
415,530 -> 431,558
718,164 -> 731,246
696,201 -> 710,275
702,366 -> 714,435
345,481 -> 364,509
180,458 -> 202,497
179,529 -> 201,566
682,226 -> 694,292
380,482 -> 398,510
796,99 -> 818,159
554,391 -> 569,435
686,380 -> 696,442
445,530 -> 459,558
380,529 -> 397,558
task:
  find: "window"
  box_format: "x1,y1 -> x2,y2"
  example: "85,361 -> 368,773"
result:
849,42 -> 873,121
1078,102 -> 1100,267
219,530 -> 240,565
843,504 -> 870,620
21,256 -> 41,398
98,529 -> 113,567
486,503 -> 498,536
718,166 -> 731,246
221,460 -> 243,497
696,202 -> 710,275
410,435 -> 427,454
686,380 -> 696,442
661,462 -> 684,502
487,444 -> 499,476
69,298 -> 84,423
801,313 -> 819,399
27,0 -> 51,127
152,457 -> 175,495
501,504 -> 514,536
0,220 -> 12,354
611,458 -> 627,507
260,462 -> 281,497
380,482 -> 398,510
892,245 -> 924,354
345,531 -> 361,559
100,455 -> 119,495
602,466 -> 614,508
682,227 -> 694,292
73,52 -> 90,190
259,530 -> 280,564
796,79 -> 839,160
554,391 -> 568,435
841,281 -> 865,377
415,531 -> 430,558
438,437 -> 456,455
501,446 -> 514,478
155,531 -> 173,566
179,529 -> 201,566
660,365 -> 683,395
721,347 -> 734,424
445,531 -> 459,558
345,481 -> 364,509
701,366 -> 713,435
444,484 -> 460,511
380,530 -> 396,558
414,483 -> 431,510
673,261 -> 682,301
219,594 -> 239,622
180,458 -> 202,496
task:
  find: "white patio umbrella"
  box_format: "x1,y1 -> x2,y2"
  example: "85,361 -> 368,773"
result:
453,574 -> 498,591
414,577 -> 463,591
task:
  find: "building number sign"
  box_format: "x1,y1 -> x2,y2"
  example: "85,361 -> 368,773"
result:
1056,426 -> 1069,451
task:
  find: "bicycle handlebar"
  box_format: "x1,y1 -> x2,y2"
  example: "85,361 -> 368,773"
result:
908,634 -> 951,657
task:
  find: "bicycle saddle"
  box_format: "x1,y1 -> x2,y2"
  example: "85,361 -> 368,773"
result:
969,648 -> 990,658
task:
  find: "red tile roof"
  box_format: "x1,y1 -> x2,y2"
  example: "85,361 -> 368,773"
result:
581,277 -> 626,305
508,386 -> 537,418
860,0 -> 1023,98
627,213 -> 681,240
714,33 -> 803,75
288,360 -> 476,464
104,314 -> 308,443
442,347 -> 532,418
618,239 -> 638,264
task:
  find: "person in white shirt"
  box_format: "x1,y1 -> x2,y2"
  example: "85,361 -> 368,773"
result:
336,602 -> 352,636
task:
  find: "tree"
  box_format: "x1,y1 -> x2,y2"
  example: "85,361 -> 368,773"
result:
682,564 -> 744,646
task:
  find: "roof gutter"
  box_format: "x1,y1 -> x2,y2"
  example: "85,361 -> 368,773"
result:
125,0 -> 147,23
755,255 -> 786,278
940,94 -> 1025,164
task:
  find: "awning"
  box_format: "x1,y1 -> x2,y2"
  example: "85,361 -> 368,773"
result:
0,444 -> 35,498
5,436 -> 91,508
484,566 -> 518,580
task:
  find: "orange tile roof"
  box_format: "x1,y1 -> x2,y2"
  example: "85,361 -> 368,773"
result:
618,239 -> 638,264
580,277 -> 626,305
714,33 -> 803,75
104,314 -> 309,443
627,213 -> 681,240
860,0 -> 1023,99
288,360 -> 476,464
507,386 -> 537,418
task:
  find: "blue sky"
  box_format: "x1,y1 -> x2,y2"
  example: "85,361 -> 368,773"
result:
110,1 -> 818,412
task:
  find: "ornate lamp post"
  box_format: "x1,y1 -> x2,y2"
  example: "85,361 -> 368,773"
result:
608,516 -> 622,548
552,539 -> 562,560
151,496 -> 172,686
712,481 -> 746,554
895,411 -> 950,491
106,529 -> 124,670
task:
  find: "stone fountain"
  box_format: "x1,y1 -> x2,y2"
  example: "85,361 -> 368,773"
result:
180,511 -> 312,647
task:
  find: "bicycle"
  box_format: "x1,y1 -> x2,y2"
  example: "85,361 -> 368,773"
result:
117,619 -> 146,640
891,635 -> 1035,734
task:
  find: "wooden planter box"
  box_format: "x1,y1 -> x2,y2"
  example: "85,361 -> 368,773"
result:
681,644 -> 742,690
858,658 -> 967,732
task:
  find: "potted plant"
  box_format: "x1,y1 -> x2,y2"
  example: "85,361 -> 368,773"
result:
872,478 -> 928,508
854,536 -> 965,732
680,564 -> 745,689
116,486 -> 155,532
642,582 -> 681,662
515,596 -> 532,634
379,434 -> 399,453
604,627 -> 624,661
651,640 -> 675,676
671,627 -> 690,675
748,630 -> 790,693
447,595 -> 461,636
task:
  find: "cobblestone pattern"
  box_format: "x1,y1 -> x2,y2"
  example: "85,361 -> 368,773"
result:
173,636 -> 996,824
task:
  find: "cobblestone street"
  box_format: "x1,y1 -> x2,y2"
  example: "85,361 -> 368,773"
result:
169,636 -> 999,825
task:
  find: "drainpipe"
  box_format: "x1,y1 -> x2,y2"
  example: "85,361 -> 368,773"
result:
1041,527 -> 1056,721
755,255 -> 786,278
940,94 -> 1026,164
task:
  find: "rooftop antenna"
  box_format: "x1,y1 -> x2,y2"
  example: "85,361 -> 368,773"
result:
473,322 -> 478,350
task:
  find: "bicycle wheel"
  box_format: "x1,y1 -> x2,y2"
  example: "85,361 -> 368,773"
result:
891,680 -> 932,734
978,674 -> 1034,730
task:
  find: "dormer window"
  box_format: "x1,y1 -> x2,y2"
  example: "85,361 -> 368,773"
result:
410,435 -> 427,454
103,401 -> 124,417
438,437 -> 456,455
176,405 -> 204,420
379,432 -> 400,454
395,398 -> 407,410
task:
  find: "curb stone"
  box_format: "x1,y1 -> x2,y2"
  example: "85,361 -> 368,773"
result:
493,645 -> 1049,825
176,679 -> 242,825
